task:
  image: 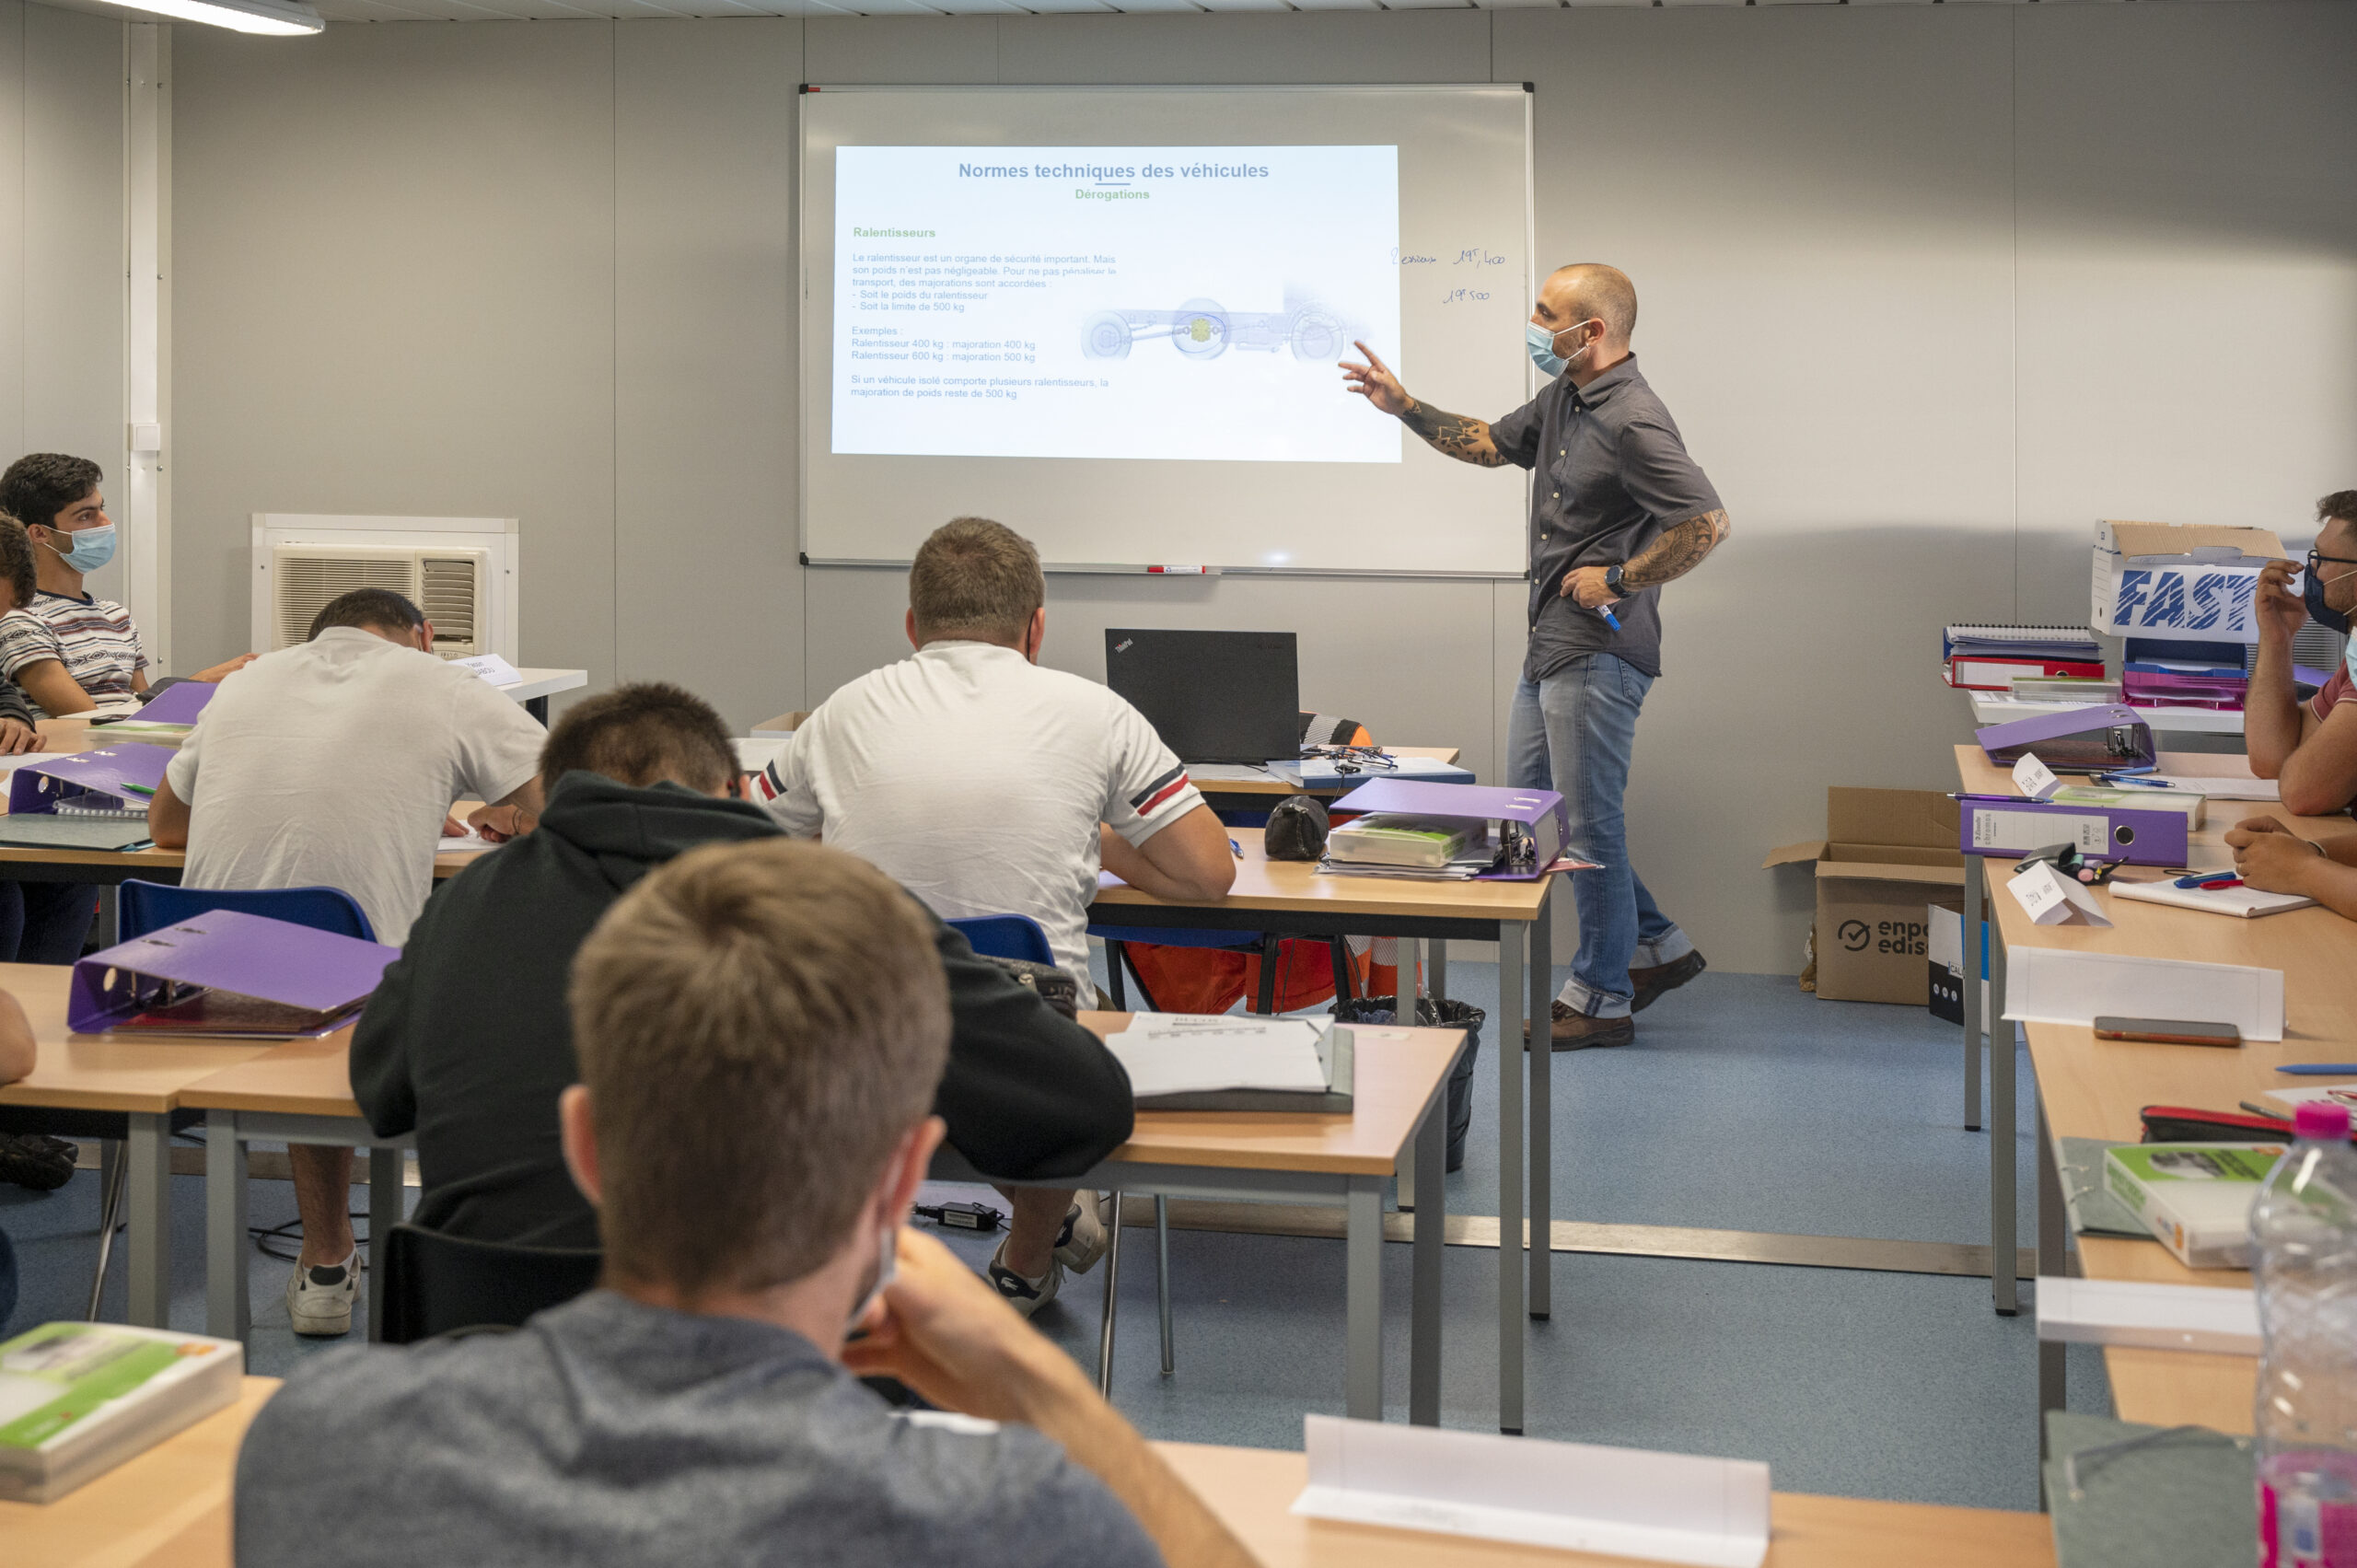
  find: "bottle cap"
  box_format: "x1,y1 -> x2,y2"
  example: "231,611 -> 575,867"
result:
2293,1100 -> 2351,1141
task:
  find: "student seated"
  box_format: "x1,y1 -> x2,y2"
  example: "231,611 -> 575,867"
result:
350,681 -> 1132,1252
2227,818 -> 2357,920
0,455 -> 253,968
2250,490 -> 2357,816
756,517 -> 1234,1314
236,839 -> 1253,1568
149,586 -> 546,1338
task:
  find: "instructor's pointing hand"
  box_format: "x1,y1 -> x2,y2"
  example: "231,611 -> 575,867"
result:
1340,341 -> 1411,417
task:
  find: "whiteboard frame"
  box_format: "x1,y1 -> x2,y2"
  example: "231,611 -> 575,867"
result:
796,83 -> 1536,581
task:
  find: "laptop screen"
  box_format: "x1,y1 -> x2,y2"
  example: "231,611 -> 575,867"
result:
1104,629 -> 1300,766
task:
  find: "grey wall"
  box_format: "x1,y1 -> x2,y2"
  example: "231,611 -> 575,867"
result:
167,4 -> 2357,976
0,0 -> 128,604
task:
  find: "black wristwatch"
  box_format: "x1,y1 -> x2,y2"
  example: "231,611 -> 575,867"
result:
1603,563 -> 1626,594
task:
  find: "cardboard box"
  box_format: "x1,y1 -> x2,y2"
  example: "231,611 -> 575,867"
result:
1765,788 -> 1966,1005
2092,520 -> 2284,645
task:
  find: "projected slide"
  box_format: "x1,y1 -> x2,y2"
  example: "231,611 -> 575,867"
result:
831,145 -> 1401,464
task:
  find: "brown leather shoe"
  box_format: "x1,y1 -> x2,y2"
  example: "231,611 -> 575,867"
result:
1522,1001 -> 1635,1051
1628,950 -> 1707,1015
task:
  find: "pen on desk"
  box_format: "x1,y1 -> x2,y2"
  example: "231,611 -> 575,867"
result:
2172,870 -> 2243,889
1228,838 -> 1243,859
2277,1064 -> 2357,1075
2242,1100 -> 2293,1122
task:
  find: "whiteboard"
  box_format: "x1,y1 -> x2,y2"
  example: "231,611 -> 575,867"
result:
798,85 -> 1535,576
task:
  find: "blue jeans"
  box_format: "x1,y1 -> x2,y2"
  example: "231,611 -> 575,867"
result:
1508,656 -> 1690,1019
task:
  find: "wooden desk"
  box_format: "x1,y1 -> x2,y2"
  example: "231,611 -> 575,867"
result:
0,723 -> 493,889
180,1020 -> 1461,1427
4,1379 -> 2053,1568
1093,826 -> 1560,1436
1161,1443 -> 2055,1568
0,1375 -> 277,1568
1951,745 -> 2357,1431
0,963 -> 278,1327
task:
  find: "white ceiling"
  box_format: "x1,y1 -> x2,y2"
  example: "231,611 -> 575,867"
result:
302,0 -> 2166,23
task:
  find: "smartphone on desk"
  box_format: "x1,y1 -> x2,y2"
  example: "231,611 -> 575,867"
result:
2093,1016 -> 2241,1048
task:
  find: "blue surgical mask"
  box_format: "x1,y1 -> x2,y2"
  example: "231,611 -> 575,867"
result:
1526,321 -> 1568,378
42,524 -> 114,575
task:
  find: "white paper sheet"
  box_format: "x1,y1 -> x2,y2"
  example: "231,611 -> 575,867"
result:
734,736 -> 791,775
436,825 -> 500,853
451,654 -> 523,688
2003,947 -> 2285,1041
2129,773 -> 2282,802
2112,879 -> 2315,919
1291,1415 -> 1769,1568
1105,1015 -> 1330,1098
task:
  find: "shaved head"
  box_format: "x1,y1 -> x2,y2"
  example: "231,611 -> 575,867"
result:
1545,263 -> 1638,345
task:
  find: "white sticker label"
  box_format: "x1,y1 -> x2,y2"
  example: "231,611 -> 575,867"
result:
2012,753 -> 2062,801
1971,807 -> 2110,854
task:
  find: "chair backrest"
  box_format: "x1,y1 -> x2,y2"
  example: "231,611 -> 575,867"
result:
377,1223 -> 604,1346
119,880 -> 376,944
946,914 -> 1056,967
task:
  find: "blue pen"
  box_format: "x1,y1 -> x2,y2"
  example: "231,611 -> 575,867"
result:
2173,870 -> 2242,889
1596,604 -> 1621,631
2279,1064 -> 2357,1075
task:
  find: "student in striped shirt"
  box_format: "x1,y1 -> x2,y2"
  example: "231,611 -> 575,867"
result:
0,455 -> 254,965
0,453 -> 255,718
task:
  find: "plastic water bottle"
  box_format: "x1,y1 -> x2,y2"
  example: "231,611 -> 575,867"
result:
2254,1099 -> 2357,1567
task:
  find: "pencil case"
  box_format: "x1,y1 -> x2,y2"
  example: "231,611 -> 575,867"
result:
2141,1105 -> 2299,1144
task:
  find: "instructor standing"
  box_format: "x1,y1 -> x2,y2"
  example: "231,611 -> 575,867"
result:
1341,263 -> 1729,1048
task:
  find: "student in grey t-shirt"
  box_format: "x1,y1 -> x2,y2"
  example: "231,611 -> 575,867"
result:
235,838 -> 1250,1568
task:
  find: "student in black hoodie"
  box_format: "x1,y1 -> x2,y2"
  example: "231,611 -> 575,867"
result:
350,682 -> 1134,1255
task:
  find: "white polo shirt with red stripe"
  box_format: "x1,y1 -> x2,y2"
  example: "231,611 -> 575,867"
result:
758,638 -> 1204,981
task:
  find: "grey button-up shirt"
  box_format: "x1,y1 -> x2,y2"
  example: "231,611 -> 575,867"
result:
1490,354 -> 1721,682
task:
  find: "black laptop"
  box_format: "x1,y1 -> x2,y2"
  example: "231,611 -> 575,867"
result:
1104,629 -> 1299,766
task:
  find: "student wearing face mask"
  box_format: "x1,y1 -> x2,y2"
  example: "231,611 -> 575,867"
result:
2248,491 -> 2357,818
0,453 -> 254,719
1339,264 -> 1731,1049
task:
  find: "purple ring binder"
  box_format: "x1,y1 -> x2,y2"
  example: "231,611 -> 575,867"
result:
69,910 -> 395,1038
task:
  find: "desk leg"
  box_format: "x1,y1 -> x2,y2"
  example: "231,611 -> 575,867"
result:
1346,1173 -> 1385,1422
1496,918 -> 1525,1434
526,694 -> 550,725
2037,1090 -> 2066,1427
205,1111 -> 250,1342
1962,854 -> 1984,1133
367,1146 -> 403,1343
1411,1081 -> 1446,1427
1430,939 -> 1448,1003
1396,939 -> 1421,1210
1527,894 -> 1551,1321
124,1113 -> 171,1328
1991,914 -> 2017,1316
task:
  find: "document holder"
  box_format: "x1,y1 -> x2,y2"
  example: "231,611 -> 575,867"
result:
1326,779 -> 1569,880
1132,1027 -> 1354,1114
69,910 -> 396,1039
8,741 -> 176,816
1974,707 -> 2155,774
1954,795 -> 2189,866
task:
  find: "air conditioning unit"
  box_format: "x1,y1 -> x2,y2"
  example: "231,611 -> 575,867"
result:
251,516 -> 518,665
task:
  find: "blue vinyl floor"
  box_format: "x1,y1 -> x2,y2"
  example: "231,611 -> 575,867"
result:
0,964 -> 2106,1514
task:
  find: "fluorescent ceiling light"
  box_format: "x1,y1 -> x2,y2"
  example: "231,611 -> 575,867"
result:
89,0 -> 324,33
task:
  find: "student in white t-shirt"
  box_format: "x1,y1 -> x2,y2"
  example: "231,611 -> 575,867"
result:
758,517 -> 1234,1316
148,587 -> 547,1338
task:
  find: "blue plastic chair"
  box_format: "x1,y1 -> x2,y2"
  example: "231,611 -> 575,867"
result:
119,879 -> 376,943
945,914 -> 1055,968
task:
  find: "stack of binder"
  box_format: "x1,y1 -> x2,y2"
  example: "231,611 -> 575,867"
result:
1943,624 -> 2104,691
2120,637 -> 2247,711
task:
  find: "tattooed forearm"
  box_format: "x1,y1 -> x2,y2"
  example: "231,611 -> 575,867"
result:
1399,399 -> 1504,468
1620,509 -> 1732,590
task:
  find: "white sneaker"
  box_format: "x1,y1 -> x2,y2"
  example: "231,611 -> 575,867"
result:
1053,1195 -> 1112,1276
285,1251 -> 361,1338
987,1240 -> 1062,1319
